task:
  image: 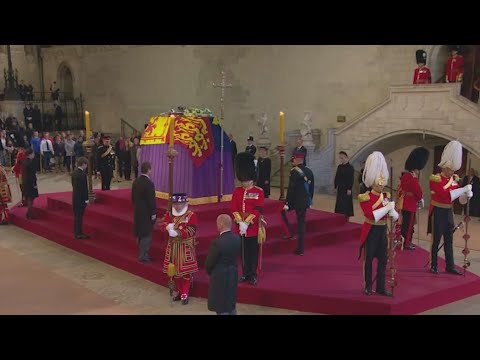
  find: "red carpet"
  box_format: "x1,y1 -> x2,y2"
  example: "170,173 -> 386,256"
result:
8,189 -> 480,314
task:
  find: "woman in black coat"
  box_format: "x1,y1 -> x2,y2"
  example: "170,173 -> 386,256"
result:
205,215 -> 241,315
22,148 -> 38,219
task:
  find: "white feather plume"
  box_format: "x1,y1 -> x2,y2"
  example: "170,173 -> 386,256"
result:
438,140 -> 463,171
362,151 -> 389,188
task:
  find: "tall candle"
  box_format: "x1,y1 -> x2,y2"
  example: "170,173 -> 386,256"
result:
169,115 -> 175,148
85,111 -> 91,140
279,111 -> 285,144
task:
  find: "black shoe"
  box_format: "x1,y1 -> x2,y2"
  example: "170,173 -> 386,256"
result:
139,258 -> 153,263
430,266 -> 439,274
364,288 -> 373,296
239,275 -> 249,283
172,294 -> 181,302
181,298 -> 189,305
294,250 -> 304,256
376,289 -> 393,297
75,234 -> 90,240
404,244 -> 416,250
446,268 -> 463,275
249,276 -> 257,286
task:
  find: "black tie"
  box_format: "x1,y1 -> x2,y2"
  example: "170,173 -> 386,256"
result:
46,140 -> 50,151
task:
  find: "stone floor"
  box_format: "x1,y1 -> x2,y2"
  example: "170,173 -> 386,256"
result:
1,171 -> 480,315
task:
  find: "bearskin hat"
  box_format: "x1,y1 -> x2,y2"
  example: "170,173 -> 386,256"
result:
416,49 -> 427,64
235,152 -> 257,182
404,147 -> 430,172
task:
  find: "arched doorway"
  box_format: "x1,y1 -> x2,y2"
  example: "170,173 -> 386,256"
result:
429,45 -> 449,83
57,62 -> 74,100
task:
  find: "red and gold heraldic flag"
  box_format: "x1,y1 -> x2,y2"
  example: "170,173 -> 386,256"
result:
140,115 -> 214,167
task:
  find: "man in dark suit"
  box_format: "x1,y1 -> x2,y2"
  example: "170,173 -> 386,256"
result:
131,162 -> 157,263
257,146 -> 271,198
280,150 -> 314,255
334,151 -> 354,221
245,136 -> 256,156
72,157 -> 90,239
228,133 -> 238,175
206,214 -> 241,315
22,148 -> 38,220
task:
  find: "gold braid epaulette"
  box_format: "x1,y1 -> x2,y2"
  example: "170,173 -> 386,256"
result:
430,174 -> 441,183
100,145 -> 113,159
358,192 -> 370,203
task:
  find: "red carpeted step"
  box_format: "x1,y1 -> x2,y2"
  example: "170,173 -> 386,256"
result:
10,190 -> 480,315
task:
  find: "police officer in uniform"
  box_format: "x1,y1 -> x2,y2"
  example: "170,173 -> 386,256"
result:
280,150 -> 314,255
97,135 -> 115,191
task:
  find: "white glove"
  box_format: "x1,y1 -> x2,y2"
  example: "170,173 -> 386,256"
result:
386,201 -> 395,211
463,184 -> 472,193
85,200 -> 89,204
418,198 -> 425,209
151,214 -> 157,221
283,205 -> 289,211
239,221 -> 248,235
166,223 -> 174,231
373,202 -> 394,222
466,190 -> 473,198
168,229 -> 178,237
389,208 -> 399,222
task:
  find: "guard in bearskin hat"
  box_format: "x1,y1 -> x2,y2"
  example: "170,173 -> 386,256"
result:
280,150 -> 314,255
446,45 -> 464,83
395,147 -> 430,250
160,193 -> 198,305
413,50 -> 432,84
231,152 -> 264,285
428,140 -> 471,275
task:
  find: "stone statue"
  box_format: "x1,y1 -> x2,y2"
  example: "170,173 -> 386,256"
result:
257,112 -> 268,136
256,112 -> 271,149
300,111 -> 314,145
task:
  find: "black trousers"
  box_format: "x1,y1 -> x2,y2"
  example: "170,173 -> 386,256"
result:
281,208 -> 307,253
401,210 -> 416,246
73,204 -> 86,236
133,163 -> 139,179
100,168 -> 113,190
241,235 -> 259,278
428,207 -> 455,270
363,225 -> 388,292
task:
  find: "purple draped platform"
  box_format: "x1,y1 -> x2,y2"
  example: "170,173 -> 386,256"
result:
140,144 -> 235,201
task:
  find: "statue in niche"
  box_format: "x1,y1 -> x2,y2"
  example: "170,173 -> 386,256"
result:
257,112 -> 268,137
300,111 -> 314,144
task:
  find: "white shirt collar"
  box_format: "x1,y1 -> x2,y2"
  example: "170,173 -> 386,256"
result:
220,230 -> 231,236
172,205 -> 188,217
141,174 -> 150,180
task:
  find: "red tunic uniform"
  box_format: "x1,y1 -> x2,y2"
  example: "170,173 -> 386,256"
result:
358,190 -> 391,245
398,172 -> 423,212
413,66 -> 432,84
429,173 -> 460,217
446,55 -> 464,83
161,209 -> 198,300
12,149 -> 25,180
231,185 -> 265,237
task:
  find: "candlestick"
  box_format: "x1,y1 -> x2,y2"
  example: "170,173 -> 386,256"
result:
279,111 -> 285,144
85,111 -> 91,140
169,115 -> 175,148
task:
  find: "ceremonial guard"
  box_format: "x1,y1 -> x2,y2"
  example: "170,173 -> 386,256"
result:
0,163 -> 12,225
256,146 -> 271,198
358,151 -> 399,296
97,135 -> 115,191
428,140 -> 472,275
413,50 -> 432,84
396,147 -> 430,250
446,45 -> 464,83
12,139 -> 26,206
280,150 -> 314,255
231,152 -> 265,285
160,193 -> 199,305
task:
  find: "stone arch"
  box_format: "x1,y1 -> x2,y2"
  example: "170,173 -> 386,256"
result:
349,129 -> 480,166
57,62 -> 75,99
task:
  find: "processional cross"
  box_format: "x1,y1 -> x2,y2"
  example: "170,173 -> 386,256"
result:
212,70 -> 232,202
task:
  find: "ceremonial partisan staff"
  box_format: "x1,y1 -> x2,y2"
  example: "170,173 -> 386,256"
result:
387,159 -> 402,297
462,158 -> 472,277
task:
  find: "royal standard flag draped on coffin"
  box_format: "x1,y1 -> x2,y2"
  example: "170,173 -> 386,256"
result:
140,114 -> 215,168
